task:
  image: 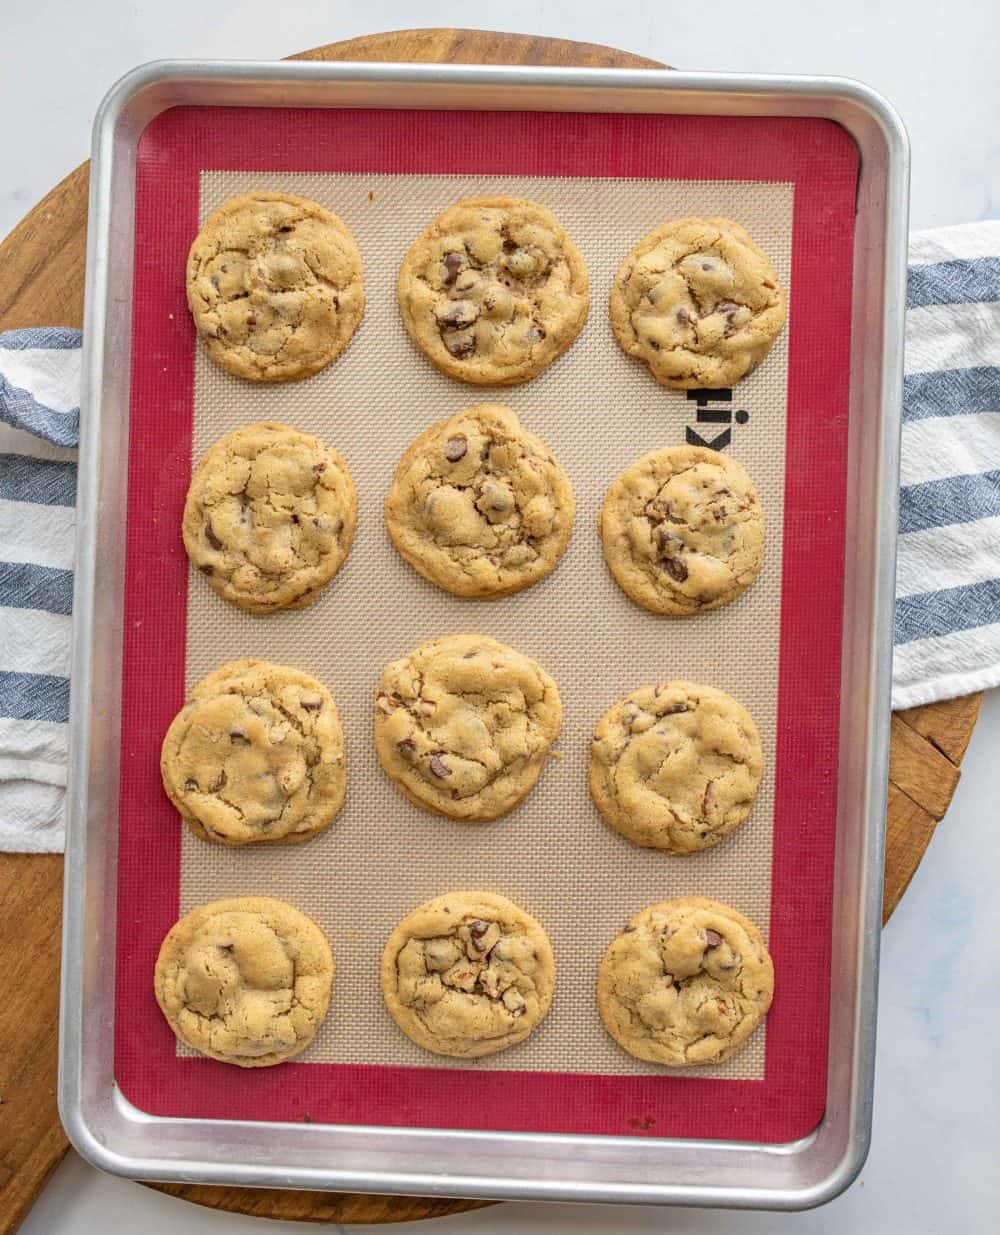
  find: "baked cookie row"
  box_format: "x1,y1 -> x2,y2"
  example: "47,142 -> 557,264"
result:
187,192 -> 786,390
185,418 -> 765,613
155,891 -> 773,1070
161,642 -> 763,852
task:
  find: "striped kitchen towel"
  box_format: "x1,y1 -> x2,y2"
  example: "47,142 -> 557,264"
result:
2,222 -> 999,849
0,328 -> 80,852
894,221 -> 1000,709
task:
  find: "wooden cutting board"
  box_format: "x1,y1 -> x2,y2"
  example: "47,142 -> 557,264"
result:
0,27 -> 982,1232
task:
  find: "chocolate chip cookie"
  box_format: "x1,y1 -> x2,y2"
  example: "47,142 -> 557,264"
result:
597,897 -> 773,1067
183,422 -> 357,613
599,445 -> 764,615
186,191 -> 364,382
381,890 -> 555,1058
397,197 -> 589,385
161,659 -> 346,845
374,633 -> 561,821
154,896 -> 334,1067
385,404 -> 574,598
589,682 -> 763,854
610,217 -> 786,389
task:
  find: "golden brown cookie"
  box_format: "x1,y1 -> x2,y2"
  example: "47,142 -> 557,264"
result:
374,633 -> 561,821
161,659 -> 346,845
610,217 -> 786,389
597,897 -> 773,1067
183,422 -> 357,613
380,890 -> 555,1058
397,196 -> 589,385
154,896 -> 334,1067
186,191 -> 364,382
589,682 -> 764,854
599,445 -> 764,615
385,404 -> 574,598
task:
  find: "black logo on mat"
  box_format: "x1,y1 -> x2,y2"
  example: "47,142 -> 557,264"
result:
685,390 -> 750,451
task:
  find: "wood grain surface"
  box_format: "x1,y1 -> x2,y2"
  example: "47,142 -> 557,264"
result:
0,25 -> 981,1232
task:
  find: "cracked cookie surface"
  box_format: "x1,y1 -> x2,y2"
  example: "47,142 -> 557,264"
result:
374,633 -> 561,821
154,896 -> 334,1067
161,659 -> 346,845
599,444 -> 764,615
397,196 -> 589,385
385,404 -> 574,597
597,897 -> 773,1067
381,890 -> 555,1057
589,682 -> 763,854
183,422 -> 357,613
186,191 -> 364,382
610,217 -> 786,389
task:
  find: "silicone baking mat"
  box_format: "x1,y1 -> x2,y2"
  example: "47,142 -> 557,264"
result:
115,106 -> 857,1143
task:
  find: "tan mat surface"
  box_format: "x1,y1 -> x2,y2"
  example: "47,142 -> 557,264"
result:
179,170 -> 793,1079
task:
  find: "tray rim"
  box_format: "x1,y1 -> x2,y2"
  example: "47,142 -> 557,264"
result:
59,57 -> 908,1210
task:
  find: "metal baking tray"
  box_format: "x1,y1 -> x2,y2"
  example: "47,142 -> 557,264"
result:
60,59 -> 908,1209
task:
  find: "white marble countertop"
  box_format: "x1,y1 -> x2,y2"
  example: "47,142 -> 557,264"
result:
6,3 -> 1000,1232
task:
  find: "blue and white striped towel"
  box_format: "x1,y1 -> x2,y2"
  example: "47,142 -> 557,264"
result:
1,328 -> 79,852
893,222 -> 1000,708
2,222 -> 999,851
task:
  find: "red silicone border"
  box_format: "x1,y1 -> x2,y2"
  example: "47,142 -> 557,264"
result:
116,107 -> 857,1143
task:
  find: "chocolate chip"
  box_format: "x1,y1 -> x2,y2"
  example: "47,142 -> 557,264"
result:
444,436 -> 468,462
701,260 -> 715,272
442,251 -> 465,284
291,513 -> 300,525
229,726 -> 249,742
436,300 -> 478,328
468,919 -> 490,938
657,528 -> 684,553
702,782 -> 715,815
676,306 -> 691,325
527,325 -> 546,342
444,333 -> 475,358
246,313 -> 257,327
502,237 -> 517,254
313,461 -> 326,474
183,779 -> 197,791
662,556 -> 688,583
397,738 -> 416,759
429,753 -> 451,779
705,929 -> 723,948
198,565 -> 213,576
717,301 -> 739,313
300,697 -> 322,712
660,702 -> 691,715
205,523 -> 223,551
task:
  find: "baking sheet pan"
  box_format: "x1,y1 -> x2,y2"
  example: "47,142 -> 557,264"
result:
60,61 -> 907,1208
